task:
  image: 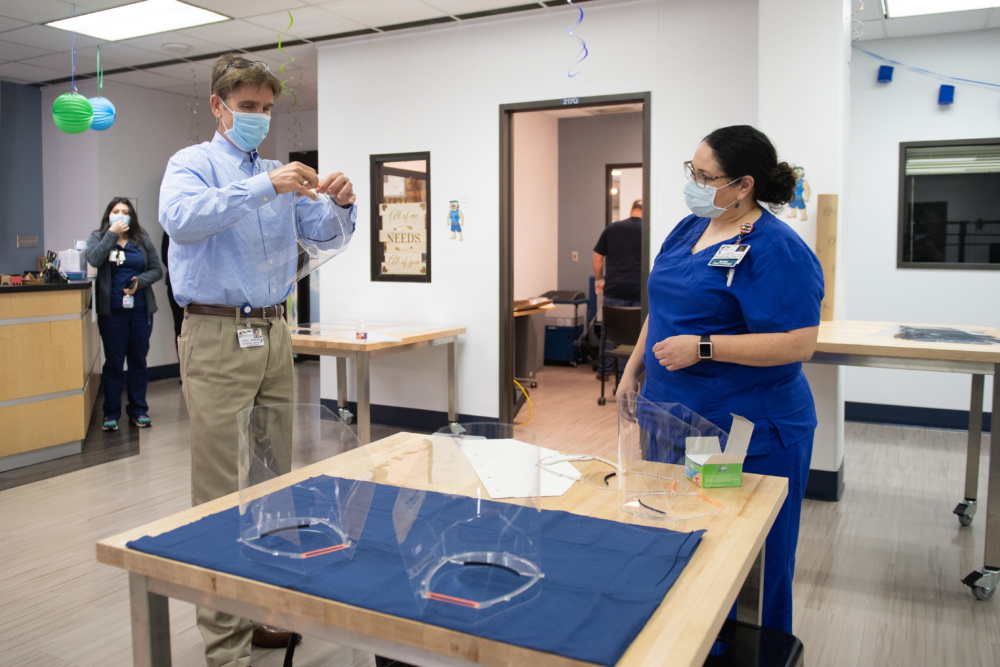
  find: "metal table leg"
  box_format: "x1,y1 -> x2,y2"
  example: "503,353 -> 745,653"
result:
954,374 -> 984,526
447,341 -> 457,424
963,366 -> 1000,600
336,357 -> 353,424
129,572 -> 171,667
357,351 -> 371,444
736,543 -> 764,624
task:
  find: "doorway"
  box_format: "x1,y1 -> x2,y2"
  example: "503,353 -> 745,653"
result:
498,93 -> 651,423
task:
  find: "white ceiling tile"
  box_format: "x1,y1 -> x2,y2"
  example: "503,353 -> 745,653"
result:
244,44 -> 318,68
0,16 -> 31,33
0,0 -> 76,24
73,0 -> 143,10
422,0 -> 544,16
115,31 -> 237,59
0,60 -> 65,83
884,9 -> 992,38
317,0 -> 449,27
87,42 -> 170,67
186,0 -> 311,20
143,60 -> 214,85
102,68 -> 182,89
242,6 -> 365,39
177,18 -> 289,48
0,24 -> 103,51
0,39 -> 52,61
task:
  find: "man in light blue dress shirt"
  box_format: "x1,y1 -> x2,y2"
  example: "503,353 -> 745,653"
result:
159,53 -> 357,666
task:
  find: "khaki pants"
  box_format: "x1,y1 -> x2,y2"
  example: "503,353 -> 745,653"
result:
178,309 -> 293,667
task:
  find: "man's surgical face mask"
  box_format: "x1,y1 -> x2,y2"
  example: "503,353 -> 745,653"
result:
683,177 -> 742,219
221,99 -> 270,152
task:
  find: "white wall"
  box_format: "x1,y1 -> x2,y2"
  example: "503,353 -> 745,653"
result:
846,29 -> 1000,412
316,0 -> 759,419
512,112 -> 559,300
42,79 -> 217,369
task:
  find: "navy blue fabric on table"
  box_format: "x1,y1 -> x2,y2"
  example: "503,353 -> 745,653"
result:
128,476 -> 703,666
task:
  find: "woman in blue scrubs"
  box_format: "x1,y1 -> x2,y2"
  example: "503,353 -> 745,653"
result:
87,197 -> 163,432
620,125 -> 824,633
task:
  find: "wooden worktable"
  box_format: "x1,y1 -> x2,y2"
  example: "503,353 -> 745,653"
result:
97,432 -> 787,666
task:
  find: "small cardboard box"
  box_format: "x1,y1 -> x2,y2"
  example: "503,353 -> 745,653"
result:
684,415 -> 754,488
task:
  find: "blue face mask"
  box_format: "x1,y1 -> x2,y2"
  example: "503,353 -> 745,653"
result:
221,100 -> 270,152
110,213 -> 130,227
683,177 -> 741,218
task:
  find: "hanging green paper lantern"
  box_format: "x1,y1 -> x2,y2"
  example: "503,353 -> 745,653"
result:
88,96 -> 116,131
52,92 -> 93,134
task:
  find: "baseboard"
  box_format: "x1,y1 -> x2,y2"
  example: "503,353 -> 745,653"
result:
319,399 -> 494,432
845,401 -> 992,433
148,363 -> 180,382
805,462 -> 845,502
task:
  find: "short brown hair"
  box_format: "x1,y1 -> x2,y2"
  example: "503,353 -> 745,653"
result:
631,199 -> 643,211
211,53 -> 282,101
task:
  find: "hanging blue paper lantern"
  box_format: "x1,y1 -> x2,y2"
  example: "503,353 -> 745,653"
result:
877,65 -> 893,83
938,85 -> 955,105
88,96 -> 116,131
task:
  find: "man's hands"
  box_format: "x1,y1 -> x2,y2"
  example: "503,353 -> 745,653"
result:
652,335 -> 700,371
268,162 -> 356,206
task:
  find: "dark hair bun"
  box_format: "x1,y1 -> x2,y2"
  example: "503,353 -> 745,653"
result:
758,161 -> 797,206
702,125 -> 796,213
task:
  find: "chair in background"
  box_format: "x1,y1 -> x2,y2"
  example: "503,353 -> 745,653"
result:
598,305 -> 642,406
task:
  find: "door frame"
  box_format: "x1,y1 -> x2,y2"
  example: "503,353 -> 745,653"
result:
498,92 -> 652,423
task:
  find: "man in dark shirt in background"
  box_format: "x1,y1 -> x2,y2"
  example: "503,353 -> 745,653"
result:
593,199 -> 642,380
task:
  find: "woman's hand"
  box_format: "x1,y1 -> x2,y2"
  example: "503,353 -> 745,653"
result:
652,335 -> 700,371
123,277 -> 138,296
109,220 -> 129,235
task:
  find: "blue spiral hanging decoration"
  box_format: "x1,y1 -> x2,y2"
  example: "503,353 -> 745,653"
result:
567,0 -> 588,78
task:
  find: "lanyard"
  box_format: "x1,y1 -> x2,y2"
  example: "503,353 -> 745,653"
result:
726,221 -> 755,287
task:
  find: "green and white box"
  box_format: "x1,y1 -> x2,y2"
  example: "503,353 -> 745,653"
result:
684,415 -> 754,488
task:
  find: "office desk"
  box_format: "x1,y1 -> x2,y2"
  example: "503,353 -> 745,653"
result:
97,432 -> 787,667
290,324 -> 465,444
810,320 -> 1000,599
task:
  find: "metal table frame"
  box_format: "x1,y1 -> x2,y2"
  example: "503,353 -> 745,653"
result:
809,351 -> 1000,599
328,335 -> 461,444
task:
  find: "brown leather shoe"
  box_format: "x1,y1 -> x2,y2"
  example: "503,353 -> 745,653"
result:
251,624 -> 301,649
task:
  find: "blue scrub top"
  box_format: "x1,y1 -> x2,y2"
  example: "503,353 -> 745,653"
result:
641,210 -> 824,455
109,242 -> 146,311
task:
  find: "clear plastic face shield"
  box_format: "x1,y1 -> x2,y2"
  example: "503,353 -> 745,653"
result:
237,403 -> 375,573
617,391 -> 728,522
387,423 -> 543,623
253,190 -> 353,298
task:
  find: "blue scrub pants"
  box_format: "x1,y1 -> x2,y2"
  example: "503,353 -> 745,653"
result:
735,430 -> 813,634
98,308 -> 153,422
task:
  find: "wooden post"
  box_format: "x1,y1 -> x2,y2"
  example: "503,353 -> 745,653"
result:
815,194 -> 838,321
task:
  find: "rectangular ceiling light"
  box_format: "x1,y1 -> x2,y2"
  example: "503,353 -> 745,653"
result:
885,0 -> 999,18
46,0 -> 228,41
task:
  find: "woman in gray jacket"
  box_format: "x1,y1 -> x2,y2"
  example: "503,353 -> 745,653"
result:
86,197 -> 163,431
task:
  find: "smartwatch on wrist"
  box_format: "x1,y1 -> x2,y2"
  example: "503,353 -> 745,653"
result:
698,334 -> 713,360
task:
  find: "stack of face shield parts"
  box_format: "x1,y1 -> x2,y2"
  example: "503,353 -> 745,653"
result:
259,193 -> 353,299
391,423 -> 543,623
236,403 -> 375,572
617,391 -> 728,522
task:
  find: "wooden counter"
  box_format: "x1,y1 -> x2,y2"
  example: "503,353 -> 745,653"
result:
0,281 -> 99,471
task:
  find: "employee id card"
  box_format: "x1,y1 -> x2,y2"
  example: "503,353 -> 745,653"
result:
237,328 -> 265,348
707,244 -> 750,268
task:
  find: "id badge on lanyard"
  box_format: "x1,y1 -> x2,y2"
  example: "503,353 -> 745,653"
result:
707,221 -> 754,287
